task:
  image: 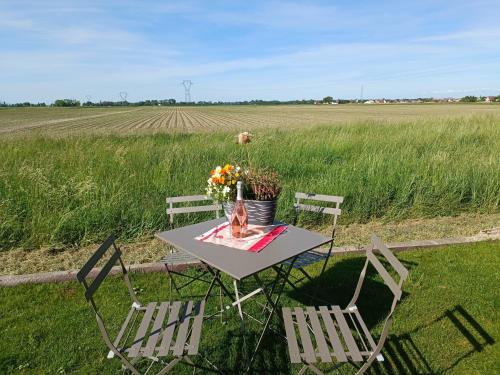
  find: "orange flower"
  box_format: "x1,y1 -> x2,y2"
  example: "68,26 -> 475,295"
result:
210,169 -> 215,175
220,176 -> 225,184
220,169 -> 226,175
211,176 -> 219,184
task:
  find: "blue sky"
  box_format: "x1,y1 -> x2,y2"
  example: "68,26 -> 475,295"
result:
1,0 -> 499,103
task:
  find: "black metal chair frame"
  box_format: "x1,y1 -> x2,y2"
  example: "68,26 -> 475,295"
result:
77,234 -> 216,374
282,234 -> 409,374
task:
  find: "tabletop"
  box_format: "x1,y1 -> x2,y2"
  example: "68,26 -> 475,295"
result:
156,218 -> 331,281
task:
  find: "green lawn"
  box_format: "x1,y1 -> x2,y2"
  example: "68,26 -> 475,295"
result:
1,241 -> 499,374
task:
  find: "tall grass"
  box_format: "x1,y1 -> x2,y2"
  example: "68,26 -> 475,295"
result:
0,115 -> 498,250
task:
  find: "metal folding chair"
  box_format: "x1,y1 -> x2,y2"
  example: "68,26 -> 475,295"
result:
77,235 -> 213,374
161,195 -> 221,299
282,234 -> 409,374
283,192 -> 343,288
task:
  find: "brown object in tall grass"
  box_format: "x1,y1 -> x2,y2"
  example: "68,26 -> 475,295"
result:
237,132 -> 252,144
243,168 -> 282,201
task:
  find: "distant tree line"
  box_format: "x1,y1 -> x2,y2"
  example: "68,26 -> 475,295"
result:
83,99 -> 317,106
54,99 -> 80,107
0,102 -> 47,107
1,95 -> 499,108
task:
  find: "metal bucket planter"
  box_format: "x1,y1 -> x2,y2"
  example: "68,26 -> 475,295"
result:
223,200 -> 278,226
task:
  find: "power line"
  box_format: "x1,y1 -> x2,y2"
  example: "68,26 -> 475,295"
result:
119,91 -> 128,104
182,80 -> 193,102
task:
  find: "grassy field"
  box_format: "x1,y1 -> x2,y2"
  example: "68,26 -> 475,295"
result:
1,241 -> 498,374
0,108 -> 499,251
1,103 -> 500,136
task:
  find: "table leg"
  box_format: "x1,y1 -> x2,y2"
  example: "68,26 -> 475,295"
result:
201,265 -> 238,322
204,264 -> 236,303
245,256 -> 298,373
233,279 -> 248,362
260,264 -> 285,315
203,270 -> 218,301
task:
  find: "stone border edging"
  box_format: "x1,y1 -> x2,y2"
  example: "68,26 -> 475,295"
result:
1,229 -> 498,287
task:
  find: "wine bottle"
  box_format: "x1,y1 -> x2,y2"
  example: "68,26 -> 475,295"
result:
230,181 -> 248,238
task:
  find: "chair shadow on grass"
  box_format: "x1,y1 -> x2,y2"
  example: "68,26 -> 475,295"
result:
203,319 -> 292,374
371,305 -> 496,375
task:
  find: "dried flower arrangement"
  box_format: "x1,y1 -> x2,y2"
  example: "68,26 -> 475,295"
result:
243,168 -> 282,201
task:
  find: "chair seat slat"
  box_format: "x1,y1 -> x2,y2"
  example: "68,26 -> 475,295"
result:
282,250 -> 329,269
161,251 -> 199,264
351,308 -> 377,351
157,301 -> 182,356
173,301 -> 194,356
113,304 -> 137,350
331,306 -> 363,362
282,307 -> 302,363
143,302 -> 170,357
187,300 -> 205,355
294,307 -> 317,364
318,306 -> 347,362
306,307 -> 332,363
128,302 -> 157,357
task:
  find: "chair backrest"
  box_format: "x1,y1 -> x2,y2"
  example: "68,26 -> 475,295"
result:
77,234 -> 138,311
77,235 -> 142,368
166,195 -> 222,227
294,192 -> 344,238
367,234 -> 409,301
349,234 -> 409,366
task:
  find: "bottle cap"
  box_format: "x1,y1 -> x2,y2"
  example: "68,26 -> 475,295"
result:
236,181 -> 243,200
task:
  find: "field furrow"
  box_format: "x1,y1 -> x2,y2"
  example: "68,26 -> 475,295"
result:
1,104 -> 500,137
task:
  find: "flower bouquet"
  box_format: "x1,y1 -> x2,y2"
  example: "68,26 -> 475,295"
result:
206,164 -> 281,225
205,164 -> 242,202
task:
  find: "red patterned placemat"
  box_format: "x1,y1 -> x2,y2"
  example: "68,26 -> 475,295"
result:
195,222 -> 287,252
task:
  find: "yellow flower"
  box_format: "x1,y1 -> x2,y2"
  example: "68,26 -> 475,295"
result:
235,172 -> 239,177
